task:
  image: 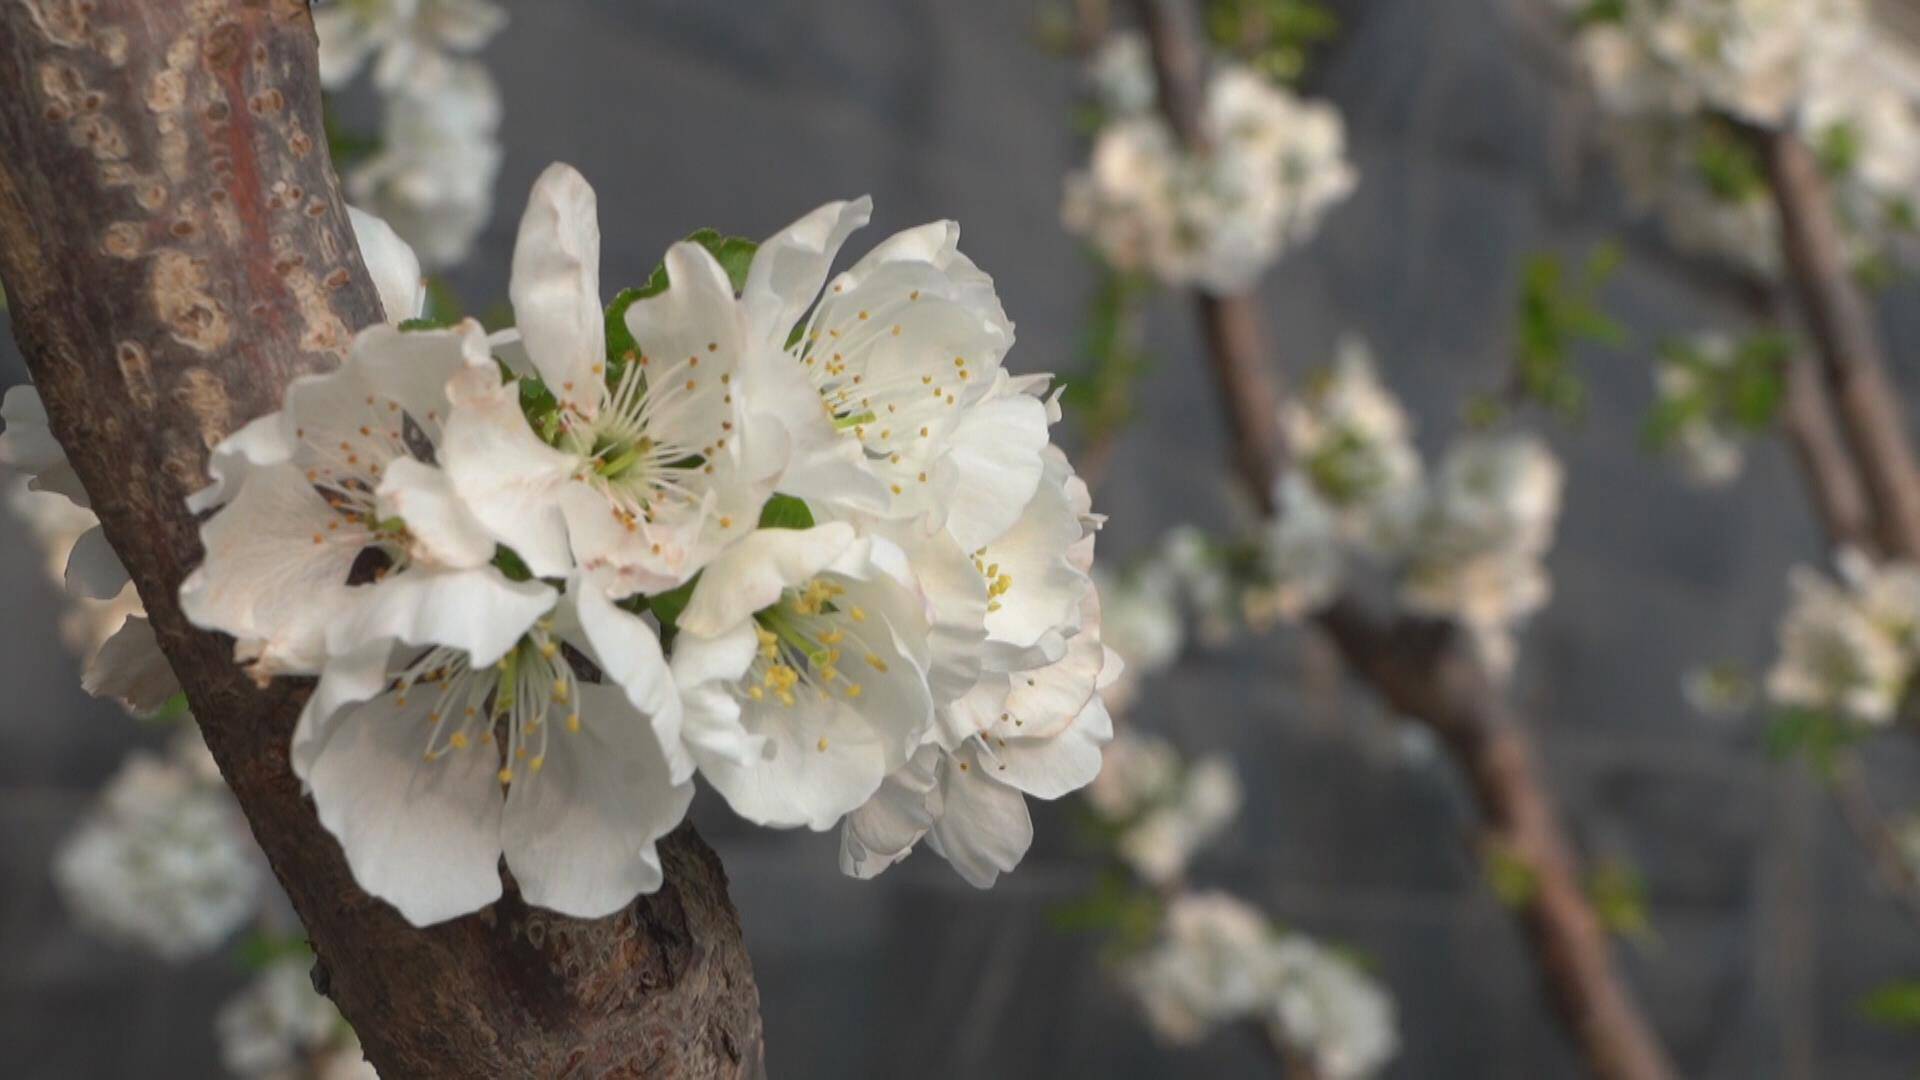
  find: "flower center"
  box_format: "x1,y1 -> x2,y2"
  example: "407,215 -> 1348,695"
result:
394,621 -> 582,785
737,578 -> 889,727
558,356 -> 719,533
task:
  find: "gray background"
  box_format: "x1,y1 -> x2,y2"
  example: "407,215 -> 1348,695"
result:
5,0 -> 1920,1075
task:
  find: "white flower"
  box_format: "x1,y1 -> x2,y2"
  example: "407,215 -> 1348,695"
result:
315,0 -> 506,94
1257,475 -> 1346,621
666,523 -> 936,830
1766,551 -> 1920,725
53,731 -> 262,961
217,956 -> 362,1080
1682,662 -> 1757,718
1268,935 -> 1399,1080
1398,433 -> 1563,678
1085,731 -> 1241,885
836,454 -> 1117,886
294,576 -> 691,925
1652,333 -> 1754,487
1063,63 -> 1355,293
1126,892 -> 1284,1044
1282,338 -> 1422,547
182,320 -> 530,680
346,60 -> 502,270
443,164 -> 811,598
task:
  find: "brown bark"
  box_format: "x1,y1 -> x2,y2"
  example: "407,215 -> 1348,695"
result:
0,3 -> 763,1076
1130,3 -> 1674,1076
1763,129 -> 1920,561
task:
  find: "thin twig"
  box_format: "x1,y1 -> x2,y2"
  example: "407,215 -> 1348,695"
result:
1830,753 -> 1920,931
1128,3 -> 1675,1077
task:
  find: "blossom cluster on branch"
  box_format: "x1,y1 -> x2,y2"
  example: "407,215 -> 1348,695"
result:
1767,549 -> 1920,729
1062,31 -> 1357,294
1560,0 -> 1920,274
317,0 -> 506,270
160,164 -> 1115,924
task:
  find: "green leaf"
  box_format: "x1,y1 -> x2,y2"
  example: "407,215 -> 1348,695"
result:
648,575 -> 701,638
491,546 -> 534,583
1485,843 -> 1539,908
1048,869 -> 1165,950
1861,980 -> 1920,1028
603,230 -> 759,380
1587,859 -> 1656,944
758,494 -> 816,530
146,692 -> 192,725
233,930 -> 312,971
1765,706 -> 1857,774
397,316 -> 460,333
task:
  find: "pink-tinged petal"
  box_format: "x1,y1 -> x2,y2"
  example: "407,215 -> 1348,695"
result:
985,695 -> 1112,800
502,682 -> 693,918
839,746 -> 940,880
510,163 -> 605,413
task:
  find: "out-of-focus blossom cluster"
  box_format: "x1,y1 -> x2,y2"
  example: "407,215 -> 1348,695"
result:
218,957 -> 375,1080
1263,339 -> 1566,677
317,0 -> 506,270
1559,0 -> 1920,273
1062,31 -> 1357,294
1124,892 -> 1398,1078
1767,549 -> 1920,727
1644,330 -> 1789,488
52,729 -> 263,962
1085,731 -> 1242,885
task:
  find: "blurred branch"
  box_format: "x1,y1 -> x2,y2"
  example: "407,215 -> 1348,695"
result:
1131,3 -> 1675,1077
1830,753 -> 1920,931
0,4 -> 763,1076
1762,129 -> 1920,561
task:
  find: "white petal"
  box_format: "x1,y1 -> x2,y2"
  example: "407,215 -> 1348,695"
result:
294,641 -> 393,779
189,412 -> 296,513
376,457 -> 496,570
667,621 -> 766,765
306,688 -> 506,926
442,372 -> 580,578
65,525 -> 130,599
502,682 -> 694,918
938,391 -> 1050,552
327,567 -> 556,669
696,694 -> 904,831
891,527 -> 988,705
839,746 -> 940,880
348,205 -> 426,323
741,197 -> 873,346
568,581 -> 689,782
82,616 -> 181,718
1000,589 -> 1105,740
178,463 -> 365,675
987,695 -> 1112,800
510,163 -> 604,412
675,523 -> 856,637
927,747 -> 1033,888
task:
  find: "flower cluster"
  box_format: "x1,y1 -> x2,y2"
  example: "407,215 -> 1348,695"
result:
51,730 -> 263,961
1086,731 -> 1242,885
178,164 -> 1112,924
218,956 -> 373,1080
1124,892 -> 1398,1078
1766,550 -> 1920,727
318,0 -> 506,269
1261,340 -> 1565,676
1062,31 -> 1356,294
1563,0 -> 1920,272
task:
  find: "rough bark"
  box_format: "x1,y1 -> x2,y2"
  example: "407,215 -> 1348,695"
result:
1764,129 -> 1920,561
0,2 -> 763,1076
1130,3 -> 1674,1076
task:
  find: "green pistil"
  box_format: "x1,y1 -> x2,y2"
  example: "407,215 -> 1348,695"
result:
833,410 -> 877,431
595,436 -> 653,480
757,605 -> 829,668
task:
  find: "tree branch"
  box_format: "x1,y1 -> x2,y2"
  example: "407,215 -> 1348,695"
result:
0,3 -> 762,1076
1763,128 -> 1920,561
1129,3 -> 1674,1076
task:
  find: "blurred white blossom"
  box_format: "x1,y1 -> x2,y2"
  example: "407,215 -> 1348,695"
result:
1398,433 -> 1564,677
53,730 -> 263,961
1086,30 -> 1158,117
1682,662 -> 1757,718
315,0 -> 505,95
1087,732 -> 1240,885
346,60 -> 503,270
1125,892 -> 1398,1077
218,957 -> 375,1080
1766,550 -> 1920,725
1064,58 -> 1355,293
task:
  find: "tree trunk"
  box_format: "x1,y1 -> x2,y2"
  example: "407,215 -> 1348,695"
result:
0,2 -> 764,1075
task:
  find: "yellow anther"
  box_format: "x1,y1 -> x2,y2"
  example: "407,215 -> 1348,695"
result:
449,732 -> 469,750
866,653 -> 888,672
817,737 -> 830,751
552,679 -> 570,703
846,683 -> 863,698
748,686 -> 765,701
498,767 -> 514,784
850,606 -> 867,622
530,756 -> 546,773
566,713 -> 582,733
